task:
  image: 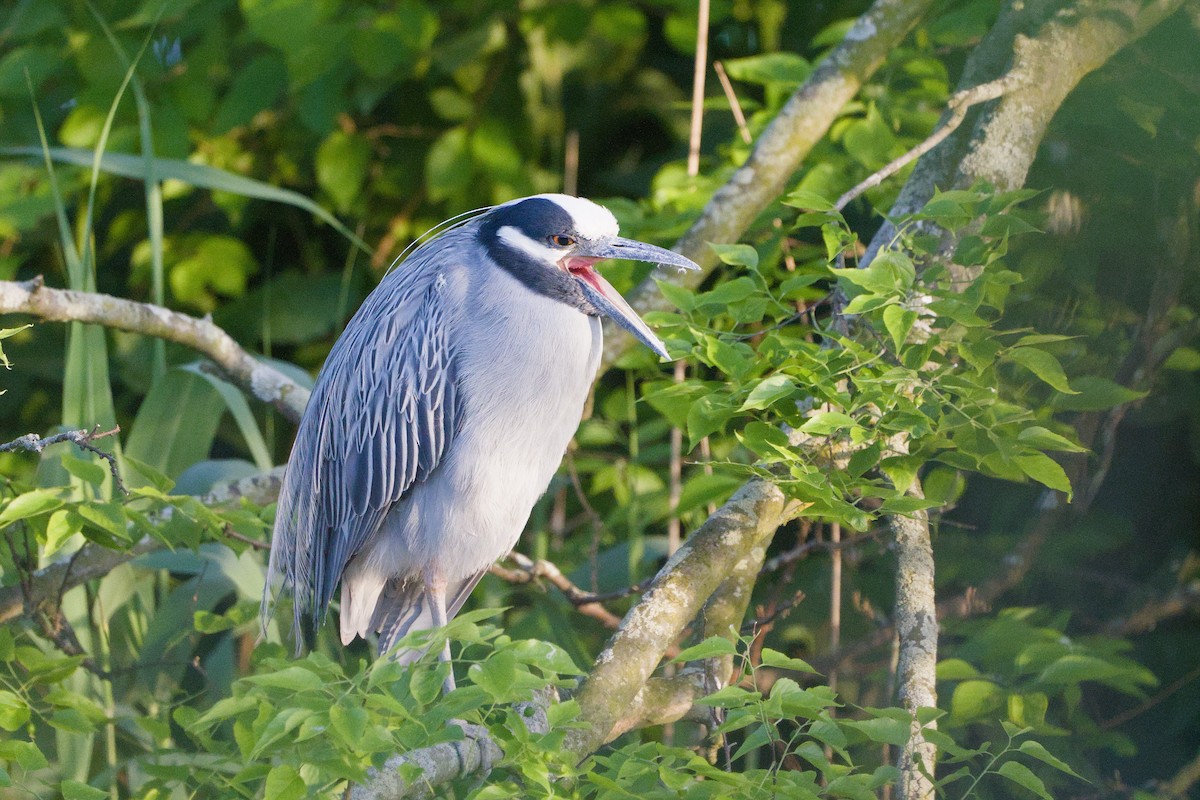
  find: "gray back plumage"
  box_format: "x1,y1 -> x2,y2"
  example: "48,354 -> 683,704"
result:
263,227 -> 475,639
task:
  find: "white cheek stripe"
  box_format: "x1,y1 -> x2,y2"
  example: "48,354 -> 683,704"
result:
497,225 -> 560,266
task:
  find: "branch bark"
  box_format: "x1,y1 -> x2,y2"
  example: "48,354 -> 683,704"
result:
565,478 -> 804,757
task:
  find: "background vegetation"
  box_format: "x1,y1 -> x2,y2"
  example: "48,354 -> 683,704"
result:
0,0 -> 1197,797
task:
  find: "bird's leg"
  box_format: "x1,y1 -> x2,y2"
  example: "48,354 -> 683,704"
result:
424,569 -> 455,694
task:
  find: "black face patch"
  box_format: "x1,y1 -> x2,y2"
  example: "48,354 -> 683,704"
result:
476,198 -> 598,315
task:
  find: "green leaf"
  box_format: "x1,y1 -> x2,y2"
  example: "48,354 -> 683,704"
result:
42,509 -> 82,560
936,658 -> 980,680
842,714 -> 910,746
843,104 -> 897,169
0,690 -> 30,731
316,131 -> 371,214
1017,740 -> 1085,779
655,279 -> 694,312
329,703 -> 368,744
0,325 -> 31,369
1051,376 -> 1146,411
798,411 -> 855,435
672,636 -> 738,663
0,147 -> 370,254
75,502 -> 129,545
708,243 -> 759,269
759,648 -> 817,674
950,680 -> 1004,721
1008,692 -> 1049,729
1017,426 -> 1086,453
60,781 -> 107,800
59,452 -> 108,486
882,304 -> 918,351
263,765 -> 307,800
1164,345 -> 1200,371
1013,453 -> 1071,498
740,375 -> 797,411
783,188 -> 835,212
0,489 -> 63,525
244,666 -> 324,692
1037,654 -> 1124,685
997,760 -> 1054,800
722,52 -> 810,87
1006,347 -> 1075,393
695,277 -> 759,311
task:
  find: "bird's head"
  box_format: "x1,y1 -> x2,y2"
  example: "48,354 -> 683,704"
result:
478,194 -> 698,359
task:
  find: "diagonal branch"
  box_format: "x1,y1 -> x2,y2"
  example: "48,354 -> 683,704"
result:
599,0 -> 938,371
0,276 -> 309,423
565,478 -> 804,757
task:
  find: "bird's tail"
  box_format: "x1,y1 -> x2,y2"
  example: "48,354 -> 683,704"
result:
370,570 -> 488,664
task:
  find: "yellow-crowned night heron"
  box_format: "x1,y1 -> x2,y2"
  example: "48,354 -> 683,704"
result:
263,194 -> 697,690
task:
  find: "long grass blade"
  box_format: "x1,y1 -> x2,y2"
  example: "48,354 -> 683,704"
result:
1,146 -> 372,255
88,2 -> 168,380
179,363 -> 274,471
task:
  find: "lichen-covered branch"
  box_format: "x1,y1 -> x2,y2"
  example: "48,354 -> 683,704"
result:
890,481 -> 936,800
0,277 -> 308,423
600,0 -> 936,371
565,479 -> 803,757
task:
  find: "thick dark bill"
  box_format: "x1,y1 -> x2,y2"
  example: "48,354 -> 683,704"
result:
571,238 -> 699,360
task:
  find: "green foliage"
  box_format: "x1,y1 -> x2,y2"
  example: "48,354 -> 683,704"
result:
1,0 -> 1198,796
647,185 -> 1083,532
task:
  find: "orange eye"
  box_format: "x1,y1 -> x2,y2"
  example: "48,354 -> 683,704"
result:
549,234 -> 575,247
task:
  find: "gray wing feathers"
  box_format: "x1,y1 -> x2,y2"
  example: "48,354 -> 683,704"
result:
374,570 -> 488,662
264,259 -> 461,636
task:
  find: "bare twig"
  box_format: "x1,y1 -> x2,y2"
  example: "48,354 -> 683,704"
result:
489,552 -> 650,629
686,0 -> 711,176
834,73 -> 1021,212
0,425 -> 125,495
713,61 -> 752,144
221,523 -> 270,551
1099,663 -> 1200,731
760,528 -> 881,573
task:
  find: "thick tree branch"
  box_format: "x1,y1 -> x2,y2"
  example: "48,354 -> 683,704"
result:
566,479 -> 804,757
0,277 -> 308,423
890,481 -> 936,800
600,0 -> 937,371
